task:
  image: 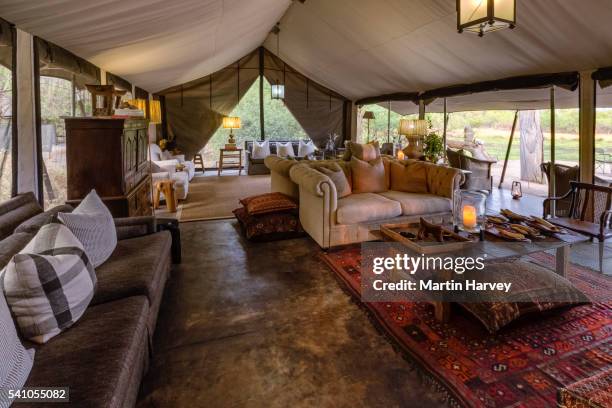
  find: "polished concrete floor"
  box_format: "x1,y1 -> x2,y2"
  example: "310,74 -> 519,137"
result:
138,216 -> 610,407
137,220 -> 448,408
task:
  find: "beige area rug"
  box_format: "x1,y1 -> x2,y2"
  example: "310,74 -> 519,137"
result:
179,175 -> 271,222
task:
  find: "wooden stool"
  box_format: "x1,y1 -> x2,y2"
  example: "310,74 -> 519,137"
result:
193,153 -> 204,173
153,179 -> 177,212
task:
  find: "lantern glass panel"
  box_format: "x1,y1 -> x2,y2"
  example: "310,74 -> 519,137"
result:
271,84 -> 285,100
494,0 -> 515,21
459,0 -> 488,26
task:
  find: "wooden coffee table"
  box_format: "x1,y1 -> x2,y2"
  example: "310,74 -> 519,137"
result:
380,223 -> 589,322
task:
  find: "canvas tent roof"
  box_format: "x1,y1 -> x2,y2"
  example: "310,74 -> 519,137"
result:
1,0 -> 612,109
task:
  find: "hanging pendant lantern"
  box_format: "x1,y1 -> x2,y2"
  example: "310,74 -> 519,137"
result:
271,23 -> 285,101
457,0 -> 516,37
271,81 -> 285,100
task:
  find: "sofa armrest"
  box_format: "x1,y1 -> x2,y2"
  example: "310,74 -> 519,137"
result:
114,216 -> 157,240
290,164 -> 337,248
426,165 -> 465,200
152,171 -> 171,183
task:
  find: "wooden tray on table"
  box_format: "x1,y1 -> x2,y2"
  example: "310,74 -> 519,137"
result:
380,218 -> 476,254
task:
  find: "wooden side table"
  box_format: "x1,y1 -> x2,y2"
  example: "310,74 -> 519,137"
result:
218,148 -> 243,176
153,179 -> 177,212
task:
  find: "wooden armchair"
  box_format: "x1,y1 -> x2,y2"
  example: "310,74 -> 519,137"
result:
543,181 -> 612,242
446,148 -> 496,192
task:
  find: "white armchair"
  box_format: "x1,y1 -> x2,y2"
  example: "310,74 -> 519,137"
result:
150,162 -> 189,200
149,143 -> 196,181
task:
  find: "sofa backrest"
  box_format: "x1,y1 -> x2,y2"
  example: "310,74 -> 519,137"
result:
149,143 -> 163,161
244,140 -> 310,156
0,193 -> 43,241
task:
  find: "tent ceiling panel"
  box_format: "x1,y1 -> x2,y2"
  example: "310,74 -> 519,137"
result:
264,0 -> 612,100
0,0 -> 291,93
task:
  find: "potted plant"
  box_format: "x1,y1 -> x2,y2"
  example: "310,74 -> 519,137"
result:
423,132 -> 444,163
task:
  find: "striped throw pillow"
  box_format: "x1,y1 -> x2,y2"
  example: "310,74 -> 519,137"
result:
0,288 -> 34,407
1,218 -> 96,344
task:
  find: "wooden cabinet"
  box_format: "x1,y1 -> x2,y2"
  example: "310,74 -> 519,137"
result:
65,117 -> 153,217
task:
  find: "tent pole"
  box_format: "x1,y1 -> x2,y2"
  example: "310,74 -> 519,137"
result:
258,47 -> 265,141
71,74 -> 76,117
549,87 -> 556,215
418,100 -> 425,120
442,98 -> 447,150
387,100 -> 391,143
498,110 -> 519,188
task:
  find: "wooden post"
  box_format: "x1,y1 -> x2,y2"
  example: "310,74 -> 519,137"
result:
550,87 -> 556,215
498,110 -> 519,188
387,100 -> 391,143
418,100 -> 425,120
579,70 -> 595,184
71,74 -> 76,117
258,47 -> 265,141
442,98 -> 447,150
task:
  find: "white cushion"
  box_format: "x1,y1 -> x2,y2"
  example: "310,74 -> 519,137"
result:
1,219 -> 96,343
276,142 -> 295,158
379,191 -> 452,216
252,140 -> 270,159
298,140 -> 315,158
148,143 -> 163,161
0,288 -> 34,407
59,190 -> 117,268
336,193 -> 401,225
161,150 -> 174,160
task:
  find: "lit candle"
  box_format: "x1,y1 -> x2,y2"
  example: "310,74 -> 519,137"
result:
397,150 -> 405,160
463,205 -> 477,229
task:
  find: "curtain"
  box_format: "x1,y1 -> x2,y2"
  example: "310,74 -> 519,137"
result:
593,67 -> 612,89
162,50 -> 259,158
35,37 -> 100,88
262,49 -> 347,149
134,87 -> 149,100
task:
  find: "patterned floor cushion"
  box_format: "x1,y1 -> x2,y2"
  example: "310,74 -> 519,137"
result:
233,207 -> 304,242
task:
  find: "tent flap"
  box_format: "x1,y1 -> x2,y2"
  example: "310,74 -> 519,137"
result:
593,67 -> 612,89
35,37 -> 100,88
263,48 -> 347,148
0,18 -> 13,70
134,87 -> 149,99
161,49 -> 260,157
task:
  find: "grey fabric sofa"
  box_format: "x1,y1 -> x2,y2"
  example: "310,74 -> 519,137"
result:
0,192 -> 172,408
244,140 -> 310,175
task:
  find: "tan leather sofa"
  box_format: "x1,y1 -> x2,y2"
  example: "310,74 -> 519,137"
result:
266,156 -> 464,248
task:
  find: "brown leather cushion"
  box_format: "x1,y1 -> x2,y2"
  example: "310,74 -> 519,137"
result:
389,160 -> 429,194
23,296 -> 149,408
315,164 -> 352,198
239,192 -> 298,216
350,156 -> 387,194
459,261 -> 589,333
91,232 -> 171,306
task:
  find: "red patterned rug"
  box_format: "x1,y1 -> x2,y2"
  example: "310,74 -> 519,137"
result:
321,246 -> 612,408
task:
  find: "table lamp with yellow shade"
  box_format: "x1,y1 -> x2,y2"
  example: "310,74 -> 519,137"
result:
222,116 -> 241,149
399,119 -> 428,159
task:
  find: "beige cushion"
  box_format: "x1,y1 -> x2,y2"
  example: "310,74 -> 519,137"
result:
336,193 -> 402,225
316,164 -> 351,198
379,191 -> 451,216
343,141 -> 380,161
351,157 -> 387,193
389,160 -> 429,194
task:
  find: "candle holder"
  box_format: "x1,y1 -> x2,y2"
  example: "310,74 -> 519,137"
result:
453,190 -> 487,241
511,181 -> 522,199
